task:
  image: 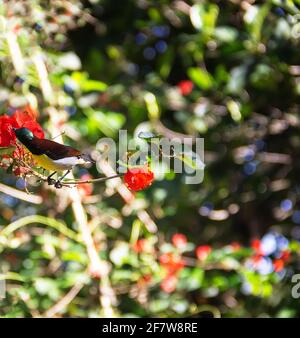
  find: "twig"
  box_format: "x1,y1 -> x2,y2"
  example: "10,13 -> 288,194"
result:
6,31 -> 25,75
0,183 -> 42,204
17,158 -> 124,187
44,282 -> 84,317
257,152 -> 291,164
0,215 -> 82,243
51,131 -> 65,140
154,120 -> 195,145
32,51 -> 55,105
62,173 -> 124,185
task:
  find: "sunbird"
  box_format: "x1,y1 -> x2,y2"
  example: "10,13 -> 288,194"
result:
13,127 -> 94,188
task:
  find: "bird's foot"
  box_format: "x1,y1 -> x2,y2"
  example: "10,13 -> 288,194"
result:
47,177 -> 56,186
47,171 -> 57,185
54,181 -> 63,189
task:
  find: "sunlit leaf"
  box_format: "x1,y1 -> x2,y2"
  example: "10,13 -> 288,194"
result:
187,67 -> 214,90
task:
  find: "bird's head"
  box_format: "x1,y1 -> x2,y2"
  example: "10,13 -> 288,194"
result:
13,127 -> 34,142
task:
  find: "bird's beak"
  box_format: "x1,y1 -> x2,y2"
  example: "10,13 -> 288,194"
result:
12,127 -> 17,132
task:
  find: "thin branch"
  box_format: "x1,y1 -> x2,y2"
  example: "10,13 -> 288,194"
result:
257,152 -> 291,164
6,31 -> 25,75
44,282 -> 84,318
63,173 -> 124,185
51,131 -> 66,140
0,215 -> 82,243
32,51 -> 55,105
0,183 -> 42,204
16,158 -> 123,187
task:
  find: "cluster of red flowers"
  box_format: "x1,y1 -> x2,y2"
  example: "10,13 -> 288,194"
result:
196,242 -> 240,261
132,234 -> 216,293
132,238 -> 149,253
0,106 -> 44,176
159,252 -> 185,293
195,245 -> 212,261
160,236 -> 244,293
132,238 -> 154,288
131,232 -> 293,294
124,165 -> 154,191
159,234 -> 188,293
0,105 -> 44,147
250,237 -> 290,273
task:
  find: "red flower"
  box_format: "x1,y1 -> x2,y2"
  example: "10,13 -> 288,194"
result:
172,233 -> 187,249
279,249 -> 290,261
137,274 -> 152,286
124,166 -> 154,191
13,167 -> 30,176
0,115 -> 18,147
0,106 -> 44,150
273,258 -> 284,272
159,252 -> 185,274
88,264 -> 101,279
141,274 -> 152,283
23,120 -> 44,139
13,24 -> 21,33
251,254 -> 263,267
13,106 -> 44,139
133,239 -> 148,253
229,241 -> 241,251
177,80 -> 194,96
196,245 -> 212,261
78,173 -> 93,197
160,274 -> 177,293
251,238 -> 263,255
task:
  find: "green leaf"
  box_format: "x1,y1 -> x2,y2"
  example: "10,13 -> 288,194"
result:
85,108 -> 126,137
187,67 -> 214,90
171,299 -> 189,314
34,278 -> 61,300
178,268 -> 204,291
227,100 -> 242,122
158,46 -> 174,79
190,3 -> 219,36
244,2 -> 271,42
144,92 -> 160,120
71,71 -> 107,92
109,242 -> 130,266
0,271 -> 24,282
214,26 -> 238,43
61,251 -> 86,264
81,79 -> 107,92
149,299 -> 170,313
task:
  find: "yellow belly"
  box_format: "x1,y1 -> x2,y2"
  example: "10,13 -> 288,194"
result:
32,154 -> 64,172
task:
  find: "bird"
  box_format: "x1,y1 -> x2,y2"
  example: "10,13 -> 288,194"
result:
13,127 -> 94,188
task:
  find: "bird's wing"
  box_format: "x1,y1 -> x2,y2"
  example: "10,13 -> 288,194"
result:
29,138 -> 82,160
